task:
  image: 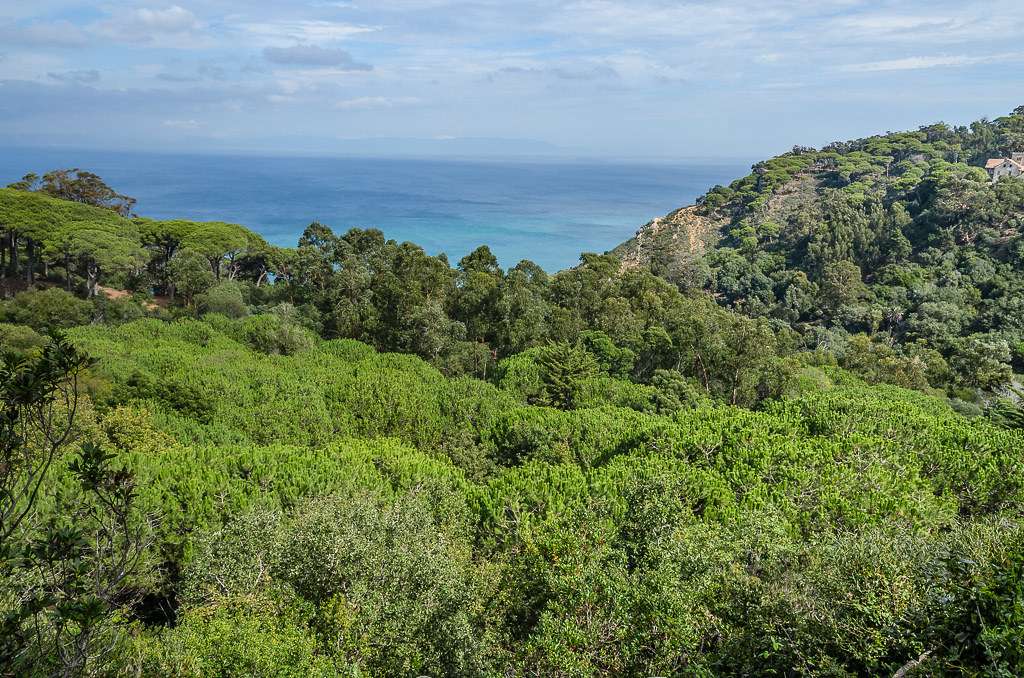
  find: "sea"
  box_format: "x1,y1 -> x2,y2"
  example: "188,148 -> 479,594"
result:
0,148 -> 751,274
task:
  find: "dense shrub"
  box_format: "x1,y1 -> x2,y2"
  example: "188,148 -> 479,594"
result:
0,287 -> 93,330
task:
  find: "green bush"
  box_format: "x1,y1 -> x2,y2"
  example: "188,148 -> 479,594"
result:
103,370 -> 216,424
134,594 -> 338,678
0,287 -> 93,330
0,322 -> 46,351
236,314 -> 316,355
179,486 -> 490,678
196,281 -> 249,320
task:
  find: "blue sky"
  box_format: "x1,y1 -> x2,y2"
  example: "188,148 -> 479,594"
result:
2,0 -> 1023,159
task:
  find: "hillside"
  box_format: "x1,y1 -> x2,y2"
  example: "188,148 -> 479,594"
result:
34,317 -> 1024,676
616,107 -> 1024,403
1,117 -> 1024,677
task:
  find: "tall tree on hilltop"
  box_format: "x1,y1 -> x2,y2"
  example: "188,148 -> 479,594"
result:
38,169 -> 137,217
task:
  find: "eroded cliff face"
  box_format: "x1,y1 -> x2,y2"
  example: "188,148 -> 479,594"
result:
610,205 -> 728,271
610,171 -> 826,274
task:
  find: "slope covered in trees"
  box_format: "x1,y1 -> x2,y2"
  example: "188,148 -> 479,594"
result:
0,108 -> 1023,676
13,317 -> 1022,677
617,107 -> 1024,410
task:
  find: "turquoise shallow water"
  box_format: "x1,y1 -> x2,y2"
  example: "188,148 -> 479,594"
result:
0,148 -> 751,273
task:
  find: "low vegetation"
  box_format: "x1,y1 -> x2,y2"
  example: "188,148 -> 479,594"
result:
1,109 -> 1023,676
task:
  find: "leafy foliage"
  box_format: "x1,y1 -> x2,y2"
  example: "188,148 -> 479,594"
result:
0,334 -> 148,678
3,110 -> 1024,676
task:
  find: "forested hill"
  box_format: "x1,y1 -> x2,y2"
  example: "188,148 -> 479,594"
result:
2,126 -> 1024,677
614,106 -> 1024,396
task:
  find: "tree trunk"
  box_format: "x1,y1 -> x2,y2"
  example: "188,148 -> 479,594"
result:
10,234 -> 19,277
161,245 -> 175,295
25,239 -> 35,286
87,261 -> 100,298
694,348 -> 712,394
892,650 -> 932,678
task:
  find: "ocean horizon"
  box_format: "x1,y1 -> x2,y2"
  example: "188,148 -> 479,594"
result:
0,147 -> 752,273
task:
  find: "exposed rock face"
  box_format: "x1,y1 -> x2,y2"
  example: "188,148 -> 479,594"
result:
608,172 -> 821,276
610,205 -> 726,271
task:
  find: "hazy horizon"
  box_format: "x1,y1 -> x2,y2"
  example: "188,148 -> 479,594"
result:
2,1 -> 1023,160
0,138 -> 760,165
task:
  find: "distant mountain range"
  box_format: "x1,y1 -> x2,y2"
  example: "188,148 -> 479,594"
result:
0,132 -> 578,159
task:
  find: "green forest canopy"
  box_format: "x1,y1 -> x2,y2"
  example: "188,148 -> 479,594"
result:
0,107 -> 1023,676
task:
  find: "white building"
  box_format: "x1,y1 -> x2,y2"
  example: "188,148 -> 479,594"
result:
986,152 -> 1024,180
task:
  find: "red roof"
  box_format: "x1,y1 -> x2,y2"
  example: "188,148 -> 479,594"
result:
986,158 -> 1024,170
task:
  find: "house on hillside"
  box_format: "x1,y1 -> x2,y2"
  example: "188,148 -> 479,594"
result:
985,153 -> 1024,180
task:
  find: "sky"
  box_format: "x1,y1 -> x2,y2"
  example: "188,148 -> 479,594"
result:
1,0 -> 1023,159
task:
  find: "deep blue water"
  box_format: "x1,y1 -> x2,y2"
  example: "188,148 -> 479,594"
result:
0,148 -> 750,273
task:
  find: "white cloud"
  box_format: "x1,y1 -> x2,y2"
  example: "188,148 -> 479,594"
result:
759,81 -> 806,89
834,14 -> 955,34
2,19 -> 91,48
156,72 -> 200,82
4,0 -> 1024,157
546,0 -> 822,42
489,64 -> 618,81
264,45 -> 372,70
162,119 -> 204,128
47,69 -> 100,82
236,20 -> 378,45
0,51 -> 66,79
93,5 -> 204,45
336,96 -> 422,109
552,65 -> 618,80
842,54 -> 998,72
125,6 -> 199,33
